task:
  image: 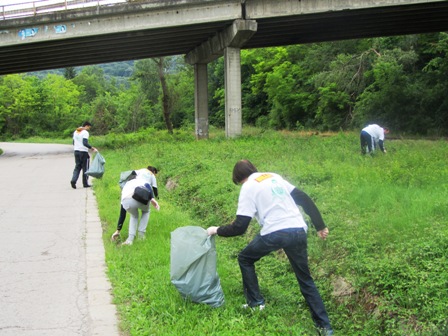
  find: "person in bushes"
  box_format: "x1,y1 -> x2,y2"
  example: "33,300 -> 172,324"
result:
360,124 -> 390,154
207,160 -> 333,336
112,166 -> 159,244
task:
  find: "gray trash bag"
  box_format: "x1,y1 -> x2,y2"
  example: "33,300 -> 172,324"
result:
118,170 -> 136,189
170,226 -> 225,308
85,152 -> 105,178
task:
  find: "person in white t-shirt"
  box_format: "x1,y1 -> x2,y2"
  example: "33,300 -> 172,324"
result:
207,160 -> 333,336
360,124 -> 389,154
70,121 -> 97,189
111,166 -> 159,242
120,177 -> 160,246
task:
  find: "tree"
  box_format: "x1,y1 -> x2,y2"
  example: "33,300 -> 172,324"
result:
90,92 -> 119,135
40,74 -> 80,134
420,33 -> 448,134
208,57 -> 225,127
64,67 -> 77,80
154,57 -> 173,133
312,51 -> 371,130
115,83 -> 153,133
355,48 -> 419,132
167,61 -> 194,128
72,66 -> 108,106
0,74 -> 41,137
133,57 -> 176,133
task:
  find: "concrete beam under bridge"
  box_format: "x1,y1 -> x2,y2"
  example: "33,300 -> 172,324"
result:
186,19 -> 257,139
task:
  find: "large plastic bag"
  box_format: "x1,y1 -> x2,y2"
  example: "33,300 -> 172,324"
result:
170,226 -> 225,308
118,170 -> 136,189
85,152 -> 105,178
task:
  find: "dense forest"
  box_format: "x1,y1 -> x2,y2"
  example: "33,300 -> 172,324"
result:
1,33 -> 447,139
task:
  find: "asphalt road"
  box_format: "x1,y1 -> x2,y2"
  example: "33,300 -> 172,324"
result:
0,142 -> 119,336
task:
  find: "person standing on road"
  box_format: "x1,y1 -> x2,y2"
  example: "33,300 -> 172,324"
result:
206,160 -> 333,336
120,177 -> 160,246
111,166 -> 159,241
360,124 -> 389,155
70,121 -> 97,189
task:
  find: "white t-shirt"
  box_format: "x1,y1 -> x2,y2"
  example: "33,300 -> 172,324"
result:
73,128 -> 89,152
362,124 -> 385,141
121,178 -> 149,202
134,168 -> 157,189
236,172 -> 307,236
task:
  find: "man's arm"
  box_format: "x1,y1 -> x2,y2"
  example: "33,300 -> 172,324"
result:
82,138 -> 97,151
378,140 -> 386,152
207,215 -> 252,237
290,188 -> 326,231
82,138 -> 92,149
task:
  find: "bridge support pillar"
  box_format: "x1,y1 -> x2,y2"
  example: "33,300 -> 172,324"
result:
194,63 -> 209,139
224,47 -> 242,138
186,19 -> 257,139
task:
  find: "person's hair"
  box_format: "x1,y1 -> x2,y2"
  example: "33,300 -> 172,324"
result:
232,160 -> 258,185
383,127 -> 390,132
82,121 -> 92,127
147,166 -> 158,174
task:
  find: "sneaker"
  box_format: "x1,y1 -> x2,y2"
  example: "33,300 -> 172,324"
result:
317,328 -> 334,336
242,303 -> 265,311
121,240 -> 133,246
137,233 -> 146,240
70,181 -> 76,189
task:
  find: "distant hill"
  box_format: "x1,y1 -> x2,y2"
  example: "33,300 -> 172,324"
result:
28,60 -> 135,85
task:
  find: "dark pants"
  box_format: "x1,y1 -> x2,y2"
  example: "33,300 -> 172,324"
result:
71,150 -> 90,187
238,228 -> 331,330
360,130 -> 373,154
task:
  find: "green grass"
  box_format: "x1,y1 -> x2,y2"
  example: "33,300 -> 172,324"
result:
91,128 -> 448,335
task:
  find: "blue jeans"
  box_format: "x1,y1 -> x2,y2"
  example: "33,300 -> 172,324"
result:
238,228 -> 331,329
360,130 -> 374,154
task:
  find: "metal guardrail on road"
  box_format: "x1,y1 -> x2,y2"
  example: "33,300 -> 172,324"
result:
0,0 -> 126,20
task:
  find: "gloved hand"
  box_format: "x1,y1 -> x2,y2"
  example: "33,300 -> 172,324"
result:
111,230 -> 120,241
207,226 -> 219,236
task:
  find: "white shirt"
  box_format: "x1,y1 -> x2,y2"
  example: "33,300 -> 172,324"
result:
362,124 -> 385,141
134,168 -> 157,189
236,172 -> 307,236
73,128 -> 89,152
121,178 -> 149,201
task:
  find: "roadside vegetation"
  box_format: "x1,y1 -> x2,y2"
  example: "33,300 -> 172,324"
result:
2,33 -> 448,139
91,128 -> 448,335
2,30 -> 447,335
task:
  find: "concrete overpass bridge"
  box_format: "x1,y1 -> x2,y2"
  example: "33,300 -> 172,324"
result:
1,0 -> 448,138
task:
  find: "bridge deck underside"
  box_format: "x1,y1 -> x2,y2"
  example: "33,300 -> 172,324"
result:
246,3 -> 448,47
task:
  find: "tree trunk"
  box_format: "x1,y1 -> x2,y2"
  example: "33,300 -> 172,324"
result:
156,58 -> 173,134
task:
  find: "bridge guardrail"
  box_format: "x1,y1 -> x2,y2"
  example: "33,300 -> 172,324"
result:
0,0 -> 126,20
